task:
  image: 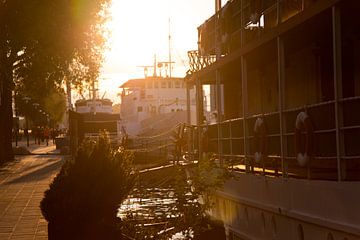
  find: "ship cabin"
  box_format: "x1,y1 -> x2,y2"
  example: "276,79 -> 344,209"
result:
75,99 -> 113,114
186,0 -> 360,182
120,76 -> 196,136
185,1 -> 360,239
70,99 -> 120,149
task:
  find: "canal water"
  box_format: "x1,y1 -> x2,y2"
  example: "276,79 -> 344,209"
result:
118,186 -> 191,239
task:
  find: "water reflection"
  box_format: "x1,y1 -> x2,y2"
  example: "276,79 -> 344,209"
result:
118,187 -> 189,239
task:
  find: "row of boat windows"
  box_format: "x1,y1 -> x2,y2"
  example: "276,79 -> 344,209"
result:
145,80 -> 185,89
137,106 -> 184,113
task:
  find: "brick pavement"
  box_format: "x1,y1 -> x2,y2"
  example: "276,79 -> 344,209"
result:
0,144 -> 63,240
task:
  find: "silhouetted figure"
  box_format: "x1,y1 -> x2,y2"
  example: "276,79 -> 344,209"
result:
44,127 -> 50,146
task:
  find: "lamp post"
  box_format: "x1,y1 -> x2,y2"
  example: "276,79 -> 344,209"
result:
22,96 -> 31,147
32,103 -> 39,144
46,114 -> 50,127
14,107 -> 19,147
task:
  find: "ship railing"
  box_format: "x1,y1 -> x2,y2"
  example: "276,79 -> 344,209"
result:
191,0 -> 321,74
84,132 -> 120,146
121,123 -> 189,165
184,96 -> 360,181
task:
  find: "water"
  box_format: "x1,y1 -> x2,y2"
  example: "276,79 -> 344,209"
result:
118,187 -> 192,239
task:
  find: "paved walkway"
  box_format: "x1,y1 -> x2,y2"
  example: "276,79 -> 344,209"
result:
0,143 -> 63,239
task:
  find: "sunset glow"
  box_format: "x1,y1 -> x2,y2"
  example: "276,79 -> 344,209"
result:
100,0 -> 216,102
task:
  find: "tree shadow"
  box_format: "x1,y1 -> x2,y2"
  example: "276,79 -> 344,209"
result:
18,157 -> 60,174
5,159 -> 63,185
0,159 -> 22,174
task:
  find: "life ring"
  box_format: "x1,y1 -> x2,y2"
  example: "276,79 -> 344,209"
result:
294,112 -> 314,167
254,117 -> 267,163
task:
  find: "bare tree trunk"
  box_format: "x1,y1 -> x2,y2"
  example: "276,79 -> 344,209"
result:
0,64 -> 14,164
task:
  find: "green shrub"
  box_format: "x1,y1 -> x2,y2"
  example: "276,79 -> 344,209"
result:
41,132 -> 136,237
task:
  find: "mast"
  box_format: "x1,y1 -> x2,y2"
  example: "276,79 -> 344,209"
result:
153,54 -> 157,77
215,0 -> 221,12
92,79 -> 96,100
168,18 -> 172,78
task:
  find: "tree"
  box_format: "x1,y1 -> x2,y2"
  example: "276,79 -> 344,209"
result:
14,88 -> 66,126
41,132 -> 136,239
0,0 -> 111,163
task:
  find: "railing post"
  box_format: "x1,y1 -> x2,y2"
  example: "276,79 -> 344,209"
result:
241,56 -> 250,172
332,5 -> 344,181
229,121 -> 233,157
186,83 -> 193,158
277,36 -> 287,177
216,70 -> 223,164
276,0 -> 281,25
196,77 -> 204,160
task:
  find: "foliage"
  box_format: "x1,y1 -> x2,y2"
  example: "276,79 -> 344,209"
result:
43,90 -> 67,124
173,154 -> 230,239
15,88 -> 66,125
41,132 -> 136,236
0,0 -> 111,162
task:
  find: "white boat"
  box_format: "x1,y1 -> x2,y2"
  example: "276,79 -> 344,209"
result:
74,80 -> 121,145
119,61 -> 197,137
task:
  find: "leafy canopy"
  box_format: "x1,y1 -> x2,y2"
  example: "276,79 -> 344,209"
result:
1,0 -> 111,122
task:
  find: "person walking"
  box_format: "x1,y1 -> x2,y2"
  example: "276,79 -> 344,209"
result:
50,128 -> 57,144
44,127 -> 50,146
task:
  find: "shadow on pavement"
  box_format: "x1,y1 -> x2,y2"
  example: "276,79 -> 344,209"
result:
0,159 -> 22,173
5,159 -> 63,185
18,157 -> 60,174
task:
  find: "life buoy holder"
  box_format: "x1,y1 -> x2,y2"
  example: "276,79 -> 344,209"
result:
294,112 -> 314,167
254,117 -> 267,163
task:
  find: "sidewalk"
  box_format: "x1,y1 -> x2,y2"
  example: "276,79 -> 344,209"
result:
12,139 -> 60,155
0,144 -> 64,239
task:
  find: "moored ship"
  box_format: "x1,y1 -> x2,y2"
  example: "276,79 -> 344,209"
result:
119,60 -> 197,137
185,0 -> 360,239
71,79 -> 121,147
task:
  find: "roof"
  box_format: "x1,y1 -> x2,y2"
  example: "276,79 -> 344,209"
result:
119,78 -> 146,88
75,98 -> 113,106
119,76 -> 184,88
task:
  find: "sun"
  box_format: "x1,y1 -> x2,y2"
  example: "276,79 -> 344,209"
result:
100,0 -> 215,103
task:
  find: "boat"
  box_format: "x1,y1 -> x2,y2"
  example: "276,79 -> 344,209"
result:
184,0 -> 360,239
119,59 -> 197,137
71,79 -> 121,146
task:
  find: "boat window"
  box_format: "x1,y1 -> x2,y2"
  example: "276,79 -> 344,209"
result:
140,89 -> 145,99
175,81 -> 180,88
168,81 -> 172,88
161,81 -> 167,88
154,81 -> 159,88
146,82 -> 152,89
137,106 -> 143,112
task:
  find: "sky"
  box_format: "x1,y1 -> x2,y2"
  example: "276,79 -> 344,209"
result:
98,0 -> 224,103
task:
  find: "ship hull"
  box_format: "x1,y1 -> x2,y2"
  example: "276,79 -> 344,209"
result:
211,173 -> 360,239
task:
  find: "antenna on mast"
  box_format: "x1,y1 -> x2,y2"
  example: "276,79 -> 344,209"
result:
168,18 -> 172,78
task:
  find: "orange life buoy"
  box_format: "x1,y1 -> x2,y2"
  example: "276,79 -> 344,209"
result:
254,117 -> 267,163
294,112 -> 314,167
